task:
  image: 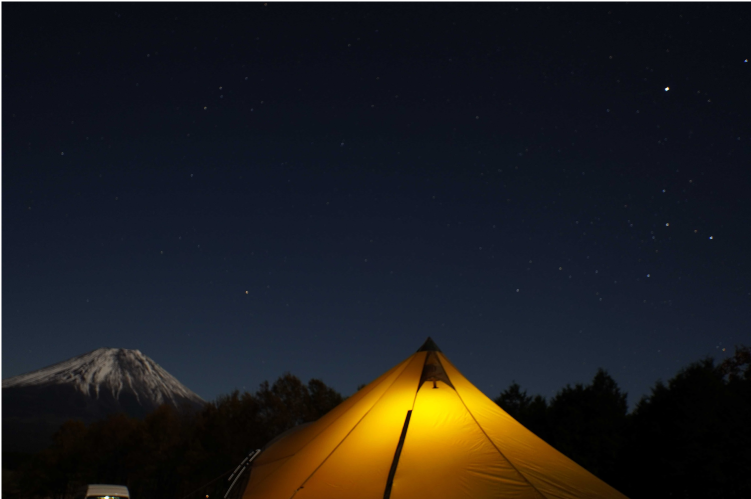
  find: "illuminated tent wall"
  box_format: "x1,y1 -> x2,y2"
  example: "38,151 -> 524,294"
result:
241,338 -> 628,499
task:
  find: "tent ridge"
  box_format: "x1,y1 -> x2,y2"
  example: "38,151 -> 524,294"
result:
416,337 -> 442,352
448,374 -> 549,499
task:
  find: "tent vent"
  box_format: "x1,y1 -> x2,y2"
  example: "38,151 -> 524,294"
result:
419,351 -> 454,389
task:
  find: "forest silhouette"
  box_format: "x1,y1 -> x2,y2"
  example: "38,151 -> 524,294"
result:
3,346 -> 749,499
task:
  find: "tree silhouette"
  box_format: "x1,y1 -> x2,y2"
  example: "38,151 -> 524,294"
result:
14,356 -> 749,499
494,382 -> 549,441
19,420 -> 88,499
9,374 -> 345,499
546,369 -> 627,483
495,370 -> 628,483
617,352 -> 751,499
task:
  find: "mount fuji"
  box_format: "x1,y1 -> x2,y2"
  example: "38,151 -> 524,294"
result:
3,348 -> 206,453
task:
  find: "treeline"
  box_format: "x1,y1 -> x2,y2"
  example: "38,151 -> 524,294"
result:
3,375 -> 343,499
4,347 -> 750,499
495,346 -> 751,498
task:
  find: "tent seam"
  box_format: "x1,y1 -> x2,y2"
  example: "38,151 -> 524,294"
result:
289,353 -> 425,498
446,366 -> 548,499
249,358 -> 413,495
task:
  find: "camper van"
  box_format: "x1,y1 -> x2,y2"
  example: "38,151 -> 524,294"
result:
77,484 -> 130,499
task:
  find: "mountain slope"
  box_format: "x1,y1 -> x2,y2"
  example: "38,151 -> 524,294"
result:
3,348 -> 206,453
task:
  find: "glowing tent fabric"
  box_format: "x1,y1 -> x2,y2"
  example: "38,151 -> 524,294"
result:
241,338 -> 628,499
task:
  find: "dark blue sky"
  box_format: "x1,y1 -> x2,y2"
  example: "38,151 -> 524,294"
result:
3,3 -> 750,408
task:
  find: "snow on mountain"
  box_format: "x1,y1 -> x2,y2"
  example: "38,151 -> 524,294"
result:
3,347 -> 205,408
3,348 -> 206,453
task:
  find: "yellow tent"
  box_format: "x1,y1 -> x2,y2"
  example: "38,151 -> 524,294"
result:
242,338 -> 628,499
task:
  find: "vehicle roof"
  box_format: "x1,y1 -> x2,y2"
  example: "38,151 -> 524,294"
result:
86,485 -> 130,498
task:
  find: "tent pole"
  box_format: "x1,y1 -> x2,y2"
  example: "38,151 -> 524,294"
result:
383,410 -> 412,499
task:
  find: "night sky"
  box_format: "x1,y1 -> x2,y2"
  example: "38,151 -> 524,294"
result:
3,3 -> 750,409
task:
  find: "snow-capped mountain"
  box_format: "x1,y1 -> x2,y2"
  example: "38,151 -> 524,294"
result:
3,348 -> 206,453
3,347 -> 205,408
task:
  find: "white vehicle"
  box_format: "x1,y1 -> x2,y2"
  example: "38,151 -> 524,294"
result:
79,484 -> 130,499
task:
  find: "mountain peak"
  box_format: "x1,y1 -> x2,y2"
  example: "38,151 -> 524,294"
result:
3,348 -> 205,453
3,347 -> 205,407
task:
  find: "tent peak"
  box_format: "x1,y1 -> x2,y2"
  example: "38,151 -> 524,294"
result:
417,337 -> 442,352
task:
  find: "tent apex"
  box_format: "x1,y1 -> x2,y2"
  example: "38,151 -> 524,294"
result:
417,337 -> 442,352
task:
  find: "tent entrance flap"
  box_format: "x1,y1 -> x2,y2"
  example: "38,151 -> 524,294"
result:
383,410 -> 412,499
